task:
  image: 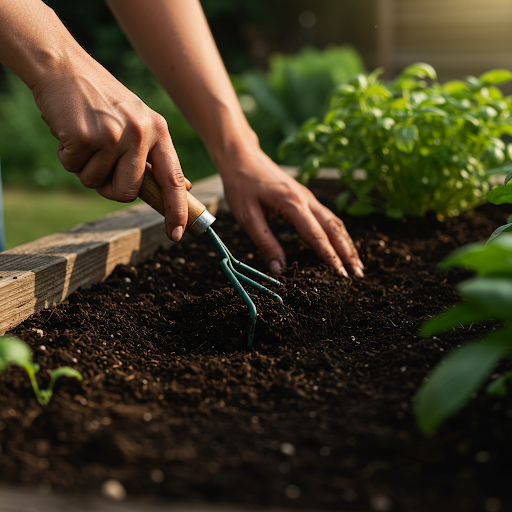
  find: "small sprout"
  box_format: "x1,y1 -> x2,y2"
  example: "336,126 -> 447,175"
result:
0,335 -> 83,406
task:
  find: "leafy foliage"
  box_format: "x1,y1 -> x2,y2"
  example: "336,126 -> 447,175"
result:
237,46 -> 365,161
414,236 -> 512,436
0,335 -> 82,405
485,167 -> 512,243
282,63 -> 512,218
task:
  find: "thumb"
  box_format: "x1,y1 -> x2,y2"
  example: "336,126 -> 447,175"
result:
240,207 -> 286,274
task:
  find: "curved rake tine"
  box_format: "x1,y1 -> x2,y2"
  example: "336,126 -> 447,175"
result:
208,227 -> 283,347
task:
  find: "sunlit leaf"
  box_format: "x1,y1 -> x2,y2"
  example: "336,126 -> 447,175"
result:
442,81 -> 469,94
0,336 -> 32,372
487,184 -> 512,204
486,223 -> 512,245
403,62 -> 437,80
479,69 -> 512,86
395,125 -> 418,154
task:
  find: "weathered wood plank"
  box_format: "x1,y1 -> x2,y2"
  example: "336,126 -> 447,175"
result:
0,173 -> 225,335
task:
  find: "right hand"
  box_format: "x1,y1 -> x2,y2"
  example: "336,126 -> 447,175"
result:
32,51 -> 188,242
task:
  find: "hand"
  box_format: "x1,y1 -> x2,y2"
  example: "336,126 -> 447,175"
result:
219,148 -> 364,277
33,51 -> 188,242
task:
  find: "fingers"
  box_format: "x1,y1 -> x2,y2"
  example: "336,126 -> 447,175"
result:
285,205 -> 349,277
148,135 -> 188,242
311,202 -> 364,277
237,205 -> 286,274
95,152 -> 146,203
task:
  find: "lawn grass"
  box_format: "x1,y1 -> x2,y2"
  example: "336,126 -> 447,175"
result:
3,188 -> 137,250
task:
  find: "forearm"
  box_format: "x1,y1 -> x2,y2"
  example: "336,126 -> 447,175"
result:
0,0 -> 86,90
105,0 -> 257,173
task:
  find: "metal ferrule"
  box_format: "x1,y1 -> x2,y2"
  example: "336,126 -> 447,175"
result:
187,209 -> 216,238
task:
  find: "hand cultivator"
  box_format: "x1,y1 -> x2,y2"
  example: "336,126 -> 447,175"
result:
138,170 -> 283,347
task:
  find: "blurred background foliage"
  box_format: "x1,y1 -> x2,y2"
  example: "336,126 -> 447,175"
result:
0,0 -> 365,191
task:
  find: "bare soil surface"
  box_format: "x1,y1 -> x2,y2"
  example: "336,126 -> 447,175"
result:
2,198 -> 512,512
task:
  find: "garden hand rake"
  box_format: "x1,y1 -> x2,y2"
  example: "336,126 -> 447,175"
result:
138,169 -> 283,347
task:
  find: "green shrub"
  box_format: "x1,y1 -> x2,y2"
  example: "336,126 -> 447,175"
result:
281,63 -> 512,219
237,45 -> 365,161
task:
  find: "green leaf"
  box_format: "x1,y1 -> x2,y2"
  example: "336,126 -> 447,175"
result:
457,277 -> 512,319
414,332 -> 512,436
50,367 -> 83,381
277,134 -> 295,160
395,125 -> 418,154
486,223 -> 512,245
420,302 -> 489,336
417,107 -> 447,117
479,69 -> 512,86
402,62 -> 438,80
442,80 -> 470,94
385,208 -> 404,219
0,336 -> 33,373
346,200 -> 376,216
487,184 -> 512,204
487,370 -> 512,397
486,162 -> 512,175
505,170 -> 512,185
441,236 -> 512,276
335,190 -> 351,211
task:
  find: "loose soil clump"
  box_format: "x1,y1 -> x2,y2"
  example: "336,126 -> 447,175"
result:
2,198 -> 512,512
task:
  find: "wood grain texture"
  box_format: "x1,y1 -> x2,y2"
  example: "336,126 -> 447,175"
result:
0,173 -> 225,336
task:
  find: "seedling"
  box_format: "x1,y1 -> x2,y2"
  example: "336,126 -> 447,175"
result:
281,63 -> 512,219
414,236 -> 512,436
485,163 -> 512,243
0,335 -> 82,405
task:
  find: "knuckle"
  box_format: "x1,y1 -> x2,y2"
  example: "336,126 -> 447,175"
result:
79,175 -> 103,189
125,116 -> 146,145
116,189 -> 139,203
153,114 -> 169,136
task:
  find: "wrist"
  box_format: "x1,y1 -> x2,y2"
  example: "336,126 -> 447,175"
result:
207,120 -> 261,177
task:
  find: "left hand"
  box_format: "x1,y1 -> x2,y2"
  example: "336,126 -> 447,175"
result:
219,148 -> 364,277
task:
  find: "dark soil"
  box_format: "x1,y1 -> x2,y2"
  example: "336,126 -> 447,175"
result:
3,197 -> 512,512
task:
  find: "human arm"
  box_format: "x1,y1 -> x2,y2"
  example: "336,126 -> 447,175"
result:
0,0 -> 188,241
105,0 -> 364,276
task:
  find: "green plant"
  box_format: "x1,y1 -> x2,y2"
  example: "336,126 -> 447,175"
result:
0,335 -> 82,405
237,45 -> 365,160
414,236 -> 512,436
485,164 -> 512,243
281,63 -> 512,219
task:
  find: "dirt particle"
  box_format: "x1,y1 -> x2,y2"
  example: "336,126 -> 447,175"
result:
101,479 -> 126,501
280,442 -> 296,456
285,484 -> 301,499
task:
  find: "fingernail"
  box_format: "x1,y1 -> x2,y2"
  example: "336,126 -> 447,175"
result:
269,260 -> 283,274
354,266 -> 365,278
357,259 -> 365,269
171,226 -> 183,241
339,266 -> 349,278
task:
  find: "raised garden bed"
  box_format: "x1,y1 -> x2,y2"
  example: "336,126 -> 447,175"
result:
1,170 -> 512,512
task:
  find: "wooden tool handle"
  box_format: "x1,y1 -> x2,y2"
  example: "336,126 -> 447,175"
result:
138,168 -> 207,229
